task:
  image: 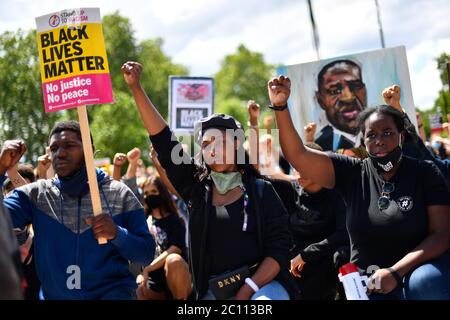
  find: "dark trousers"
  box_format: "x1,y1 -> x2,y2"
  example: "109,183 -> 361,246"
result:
295,246 -> 349,300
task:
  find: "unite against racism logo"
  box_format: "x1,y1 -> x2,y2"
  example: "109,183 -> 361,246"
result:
48,10 -> 88,27
48,15 -> 60,27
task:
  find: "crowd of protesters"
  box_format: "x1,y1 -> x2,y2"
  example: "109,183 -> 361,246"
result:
0,61 -> 449,300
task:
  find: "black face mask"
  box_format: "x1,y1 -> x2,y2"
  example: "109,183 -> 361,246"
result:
368,145 -> 402,172
145,194 -> 162,211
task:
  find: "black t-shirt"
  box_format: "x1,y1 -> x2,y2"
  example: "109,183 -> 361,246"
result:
207,195 -> 260,276
149,213 -> 187,260
329,153 -> 450,270
269,178 -> 348,262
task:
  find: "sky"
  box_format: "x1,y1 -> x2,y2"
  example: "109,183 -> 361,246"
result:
1,0 -> 449,110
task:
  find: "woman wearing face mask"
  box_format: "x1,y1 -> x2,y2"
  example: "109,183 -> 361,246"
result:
136,176 -> 192,300
268,75 -> 450,300
122,62 -> 299,300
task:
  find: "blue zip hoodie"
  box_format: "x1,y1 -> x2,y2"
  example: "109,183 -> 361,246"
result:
2,169 -> 154,299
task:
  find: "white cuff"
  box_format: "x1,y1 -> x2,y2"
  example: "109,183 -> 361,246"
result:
245,277 -> 259,293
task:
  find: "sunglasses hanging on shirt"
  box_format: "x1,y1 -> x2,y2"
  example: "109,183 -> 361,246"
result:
378,181 -> 395,211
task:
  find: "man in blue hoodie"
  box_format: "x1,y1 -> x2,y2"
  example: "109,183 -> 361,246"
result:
2,121 -> 155,299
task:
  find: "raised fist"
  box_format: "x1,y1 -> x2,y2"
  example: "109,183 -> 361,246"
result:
247,100 -> 260,122
121,61 -> 143,88
268,76 -> 291,107
304,122 -> 317,143
127,147 -> 141,164
0,140 -> 26,174
382,85 -> 402,111
113,153 -> 127,167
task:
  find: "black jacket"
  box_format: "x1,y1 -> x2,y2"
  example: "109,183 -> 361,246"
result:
150,126 -> 300,299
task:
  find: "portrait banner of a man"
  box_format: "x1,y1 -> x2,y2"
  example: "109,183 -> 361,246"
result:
277,46 -> 416,151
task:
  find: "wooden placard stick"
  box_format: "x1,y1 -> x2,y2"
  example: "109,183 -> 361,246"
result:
77,105 -> 107,245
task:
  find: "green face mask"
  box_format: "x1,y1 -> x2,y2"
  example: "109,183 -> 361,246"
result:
210,171 -> 243,195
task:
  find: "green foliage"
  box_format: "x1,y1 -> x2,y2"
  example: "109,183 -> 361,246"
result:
215,44 -> 274,108
433,52 -> 450,126
90,91 -> 149,161
214,96 -> 248,129
137,38 -> 188,120
436,52 -> 450,87
0,29 -> 61,162
102,12 -> 139,93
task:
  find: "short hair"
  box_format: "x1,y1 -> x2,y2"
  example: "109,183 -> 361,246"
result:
17,163 -> 35,183
357,105 -> 405,136
317,59 -> 362,89
48,120 -> 94,149
304,142 -> 323,152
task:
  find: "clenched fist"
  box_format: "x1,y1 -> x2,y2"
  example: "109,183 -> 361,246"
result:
0,140 -> 26,175
247,100 -> 260,124
127,147 -> 141,164
382,85 -> 402,112
122,61 -> 143,89
268,76 -> 291,107
113,153 -> 127,167
304,122 -> 317,143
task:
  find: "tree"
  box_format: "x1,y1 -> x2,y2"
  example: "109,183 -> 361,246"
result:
102,11 -> 139,93
90,91 -> 149,162
137,38 -> 188,120
433,52 -> 450,124
0,29 -> 61,162
89,14 -> 188,160
214,96 -> 248,130
214,44 -> 274,108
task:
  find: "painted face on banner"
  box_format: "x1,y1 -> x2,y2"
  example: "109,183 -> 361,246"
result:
316,61 -> 367,135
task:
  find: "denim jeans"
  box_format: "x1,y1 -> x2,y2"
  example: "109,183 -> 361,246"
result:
369,251 -> 450,300
202,280 -> 290,300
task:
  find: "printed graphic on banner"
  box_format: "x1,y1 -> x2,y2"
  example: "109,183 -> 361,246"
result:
36,8 -> 113,112
176,108 -> 210,129
170,77 -> 214,133
277,46 -> 416,152
429,113 -> 443,133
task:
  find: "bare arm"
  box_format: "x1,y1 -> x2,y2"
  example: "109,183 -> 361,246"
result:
235,256 -> 280,300
268,76 -> 335,188
6,165 -> 27,188
125,147 -> 141,179
247,100 -> 260,170
369,204 -> 450,294
143,245 -> 182,275
150,148 -> 182,199
391,205 -> 450,277
122,62 -> 167,136
112,153 -> 127,181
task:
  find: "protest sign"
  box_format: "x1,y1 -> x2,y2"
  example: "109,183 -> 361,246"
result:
169,77 -> 214,133
36,8 -> 113,244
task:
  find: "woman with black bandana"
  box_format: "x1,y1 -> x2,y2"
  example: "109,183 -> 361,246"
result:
122,61 -> 299,300
136,176 -> 192,300
268,75 -> 450,300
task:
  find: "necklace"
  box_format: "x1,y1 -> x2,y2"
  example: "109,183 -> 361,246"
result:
240,186 -> 249,231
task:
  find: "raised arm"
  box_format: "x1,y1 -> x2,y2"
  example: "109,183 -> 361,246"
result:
247,100 -> 260,170
267,76 -> 335,189
125,147 -> 141,180
112,153 -> 127,181
0,140 -> 26,177
123,61 -> 196,201
121,61 -> 167,135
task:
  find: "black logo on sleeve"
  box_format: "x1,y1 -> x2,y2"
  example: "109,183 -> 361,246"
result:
397,196 -> 413,212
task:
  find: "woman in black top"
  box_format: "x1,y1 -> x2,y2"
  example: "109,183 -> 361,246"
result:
136,176 -> 192,300
268,75 -> 450,300
122,62 -> 299,300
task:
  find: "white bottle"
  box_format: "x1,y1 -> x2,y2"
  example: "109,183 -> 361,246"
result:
338,262 -> 369,300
